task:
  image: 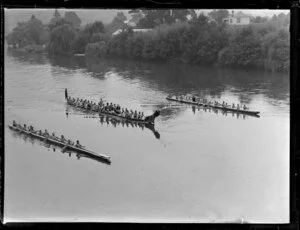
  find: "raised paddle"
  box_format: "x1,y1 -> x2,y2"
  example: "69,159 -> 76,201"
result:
65,88 -> 68,100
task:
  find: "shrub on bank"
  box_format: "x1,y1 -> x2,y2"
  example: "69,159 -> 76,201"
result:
6,11 -> 289,72
85,41 -> 107,57
103,17 -> 289,72
48,24 -> 77,55
22,44 -> 45,53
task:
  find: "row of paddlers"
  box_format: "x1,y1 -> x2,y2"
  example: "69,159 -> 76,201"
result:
166,96 -> 260,116
10,90 -> 260,165
9,121 -> 111,164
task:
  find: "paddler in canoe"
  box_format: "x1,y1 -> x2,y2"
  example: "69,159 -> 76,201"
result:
67,139 -> 74,146
51,132 -> 60,141
28,125 -> 36,132
75,140 -> 82,148
17,122 -> 23,130
60,135 -> 67,143
44,129 -> 50,138
68,95 -> 155,122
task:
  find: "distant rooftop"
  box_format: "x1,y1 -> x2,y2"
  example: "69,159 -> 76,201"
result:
112,28 -> 153,36
231,11 -> 253,18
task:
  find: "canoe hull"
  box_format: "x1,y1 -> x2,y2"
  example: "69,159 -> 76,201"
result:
67,101 -> 155,125
166,97 -> 260,116
9,125 -> 111,163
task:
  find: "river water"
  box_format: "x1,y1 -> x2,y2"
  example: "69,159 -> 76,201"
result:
4,49 -> 289,223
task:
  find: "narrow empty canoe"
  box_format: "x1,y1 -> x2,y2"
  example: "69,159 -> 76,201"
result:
166,97 -> 260,116
9,125 -> 111,163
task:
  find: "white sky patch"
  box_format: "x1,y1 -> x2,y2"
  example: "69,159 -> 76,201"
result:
196,9 -> 289,17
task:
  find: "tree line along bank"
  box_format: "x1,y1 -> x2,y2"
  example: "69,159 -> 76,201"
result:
5,9 -> 290,72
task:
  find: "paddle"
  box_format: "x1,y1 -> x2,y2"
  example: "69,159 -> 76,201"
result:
18,129 -> 24,133
61,144 -> 69,153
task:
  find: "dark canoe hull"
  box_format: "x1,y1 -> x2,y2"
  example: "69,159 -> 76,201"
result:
166,97 -> 260,116
67,101 -> 155,125
9,125 -> 111,163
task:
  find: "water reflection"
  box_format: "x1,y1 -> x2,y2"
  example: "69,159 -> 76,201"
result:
47,55 -> 288,108
191,105 -> 254,120
6,50 -> 289,116
48,55 -> 86,69
7,49 -> 48,65
65,106 -> 161,139
99,115 -> 160,139
5,48 -> 289,222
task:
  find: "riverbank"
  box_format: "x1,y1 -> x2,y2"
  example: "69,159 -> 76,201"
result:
84,21 -> 290,73
84,52 -> 289,73
7,44 -> 46,53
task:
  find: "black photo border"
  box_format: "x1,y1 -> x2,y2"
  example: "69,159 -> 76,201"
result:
0,0 -> 299,229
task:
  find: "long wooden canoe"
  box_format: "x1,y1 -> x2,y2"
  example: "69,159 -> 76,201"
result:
9,125 -> 111,164
67,100 -> 157,125
166,96 -> 260,116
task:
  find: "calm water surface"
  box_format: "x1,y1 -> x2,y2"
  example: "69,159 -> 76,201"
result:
4,50 -> 289,223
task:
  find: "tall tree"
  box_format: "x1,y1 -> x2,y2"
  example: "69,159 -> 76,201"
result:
105,12 -> 128,34
71,21 -> 105,53
172,9 -> 191,22
6,15 -> 47,47
84,21 -> 105,38
54,9 -> 61,18
64,11 -> 82,28
136,9 -> 193,28
49,18 -> 72,31
112,12 -> 127,28
50,9 -> 62,25
48,24 -> 77,55
252,16 -> 268,23
208,9 -> 229,24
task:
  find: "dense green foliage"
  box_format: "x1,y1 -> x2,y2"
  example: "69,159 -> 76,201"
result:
6,9 -> 290,72
49,18 -> 73,31
104,12 -> 127,34
85,41 -> 107,57
70,21 -> 106,54
6,15 -> 49,47
48,24 -> 77,55
64,11 -> 82,28
134,9 -> 194,28
100,11 -> 290,72
208,9 -> 229,24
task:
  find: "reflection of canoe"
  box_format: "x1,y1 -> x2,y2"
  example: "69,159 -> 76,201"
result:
9,125 -> 111,164
67,100 -> 159,125
99,115 -> 160,139
65,89 -> 160,125
166,97 -> 260,116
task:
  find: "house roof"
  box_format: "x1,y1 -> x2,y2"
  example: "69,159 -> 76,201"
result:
112,29 -> 123,36
232,11 -> 252,18
112,28 -> 152,36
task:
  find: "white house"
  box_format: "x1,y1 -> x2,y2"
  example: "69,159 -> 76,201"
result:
112,28 -> 153,36
124,19 -> 137,27
223,11 -> 252,25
